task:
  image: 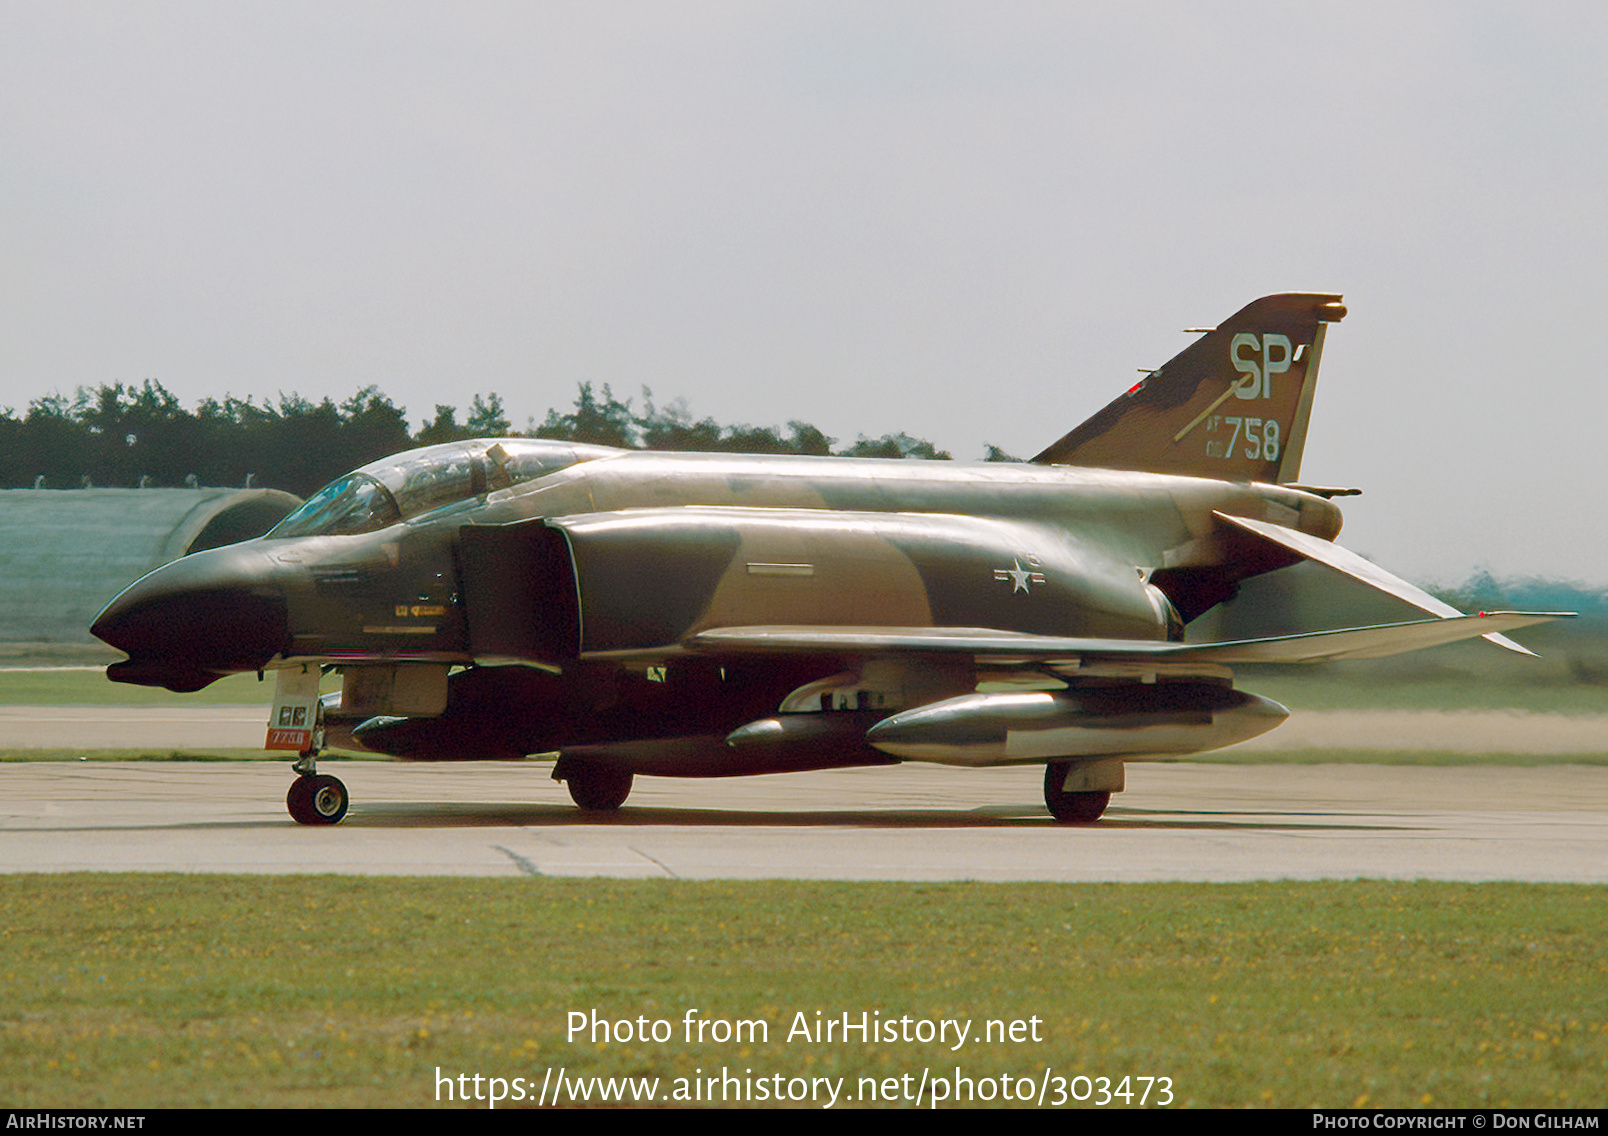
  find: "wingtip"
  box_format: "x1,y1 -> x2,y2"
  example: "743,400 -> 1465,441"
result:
1475,610 -> 1579,656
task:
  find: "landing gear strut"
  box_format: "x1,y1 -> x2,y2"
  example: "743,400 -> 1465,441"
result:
1043,760 -> 1112,824
273,666 -> 349,825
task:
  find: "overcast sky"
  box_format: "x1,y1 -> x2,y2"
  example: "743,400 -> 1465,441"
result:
3,2 -> 1605,584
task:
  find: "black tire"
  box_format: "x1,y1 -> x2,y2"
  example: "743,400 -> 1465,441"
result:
287,774 -> 349,825
1043,761 -> 1110,824
566,765 -> 633,812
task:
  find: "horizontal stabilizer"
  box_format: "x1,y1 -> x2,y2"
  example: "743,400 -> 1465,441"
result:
1213,512 -> 1539,654
1161,612 -> 1569,663
688,611 -> 1569,670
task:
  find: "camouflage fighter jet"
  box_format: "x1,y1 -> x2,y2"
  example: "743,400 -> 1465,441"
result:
90,293 -> 1566,825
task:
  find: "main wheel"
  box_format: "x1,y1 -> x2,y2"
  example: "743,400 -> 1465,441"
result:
287,774 -> 349,825
1043,761 -> 1110,824
565,765 -> 633,812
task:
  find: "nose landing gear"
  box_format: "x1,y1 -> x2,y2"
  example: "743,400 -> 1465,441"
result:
272,666 -> 350,825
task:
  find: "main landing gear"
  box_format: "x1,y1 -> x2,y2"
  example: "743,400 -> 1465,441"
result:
555,759 -> 634,812
1043,760 -> 1112,824
287,752 -> 349,825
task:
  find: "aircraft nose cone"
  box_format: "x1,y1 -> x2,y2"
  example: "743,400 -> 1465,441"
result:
92,544 -> 290,691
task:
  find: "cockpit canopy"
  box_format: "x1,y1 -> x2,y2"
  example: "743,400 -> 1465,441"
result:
268,439 -> 621,538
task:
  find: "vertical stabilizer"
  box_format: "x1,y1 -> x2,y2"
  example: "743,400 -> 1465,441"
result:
1033,293 -> 1346,483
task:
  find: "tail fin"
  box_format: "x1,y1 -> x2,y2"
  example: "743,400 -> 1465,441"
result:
1033,293 -> 1346,482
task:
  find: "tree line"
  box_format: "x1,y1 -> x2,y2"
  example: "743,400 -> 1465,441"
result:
7,380 -> 1603,616
1,380 -> 1019,499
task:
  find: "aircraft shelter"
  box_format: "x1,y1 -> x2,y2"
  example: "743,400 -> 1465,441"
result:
0,487 -> 299,645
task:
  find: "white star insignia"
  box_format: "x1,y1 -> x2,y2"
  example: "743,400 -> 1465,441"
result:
994,559 -> 1045,594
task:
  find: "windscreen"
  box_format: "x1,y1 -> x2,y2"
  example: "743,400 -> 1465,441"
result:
268,439 -> 618,538
267,473 -> 401,538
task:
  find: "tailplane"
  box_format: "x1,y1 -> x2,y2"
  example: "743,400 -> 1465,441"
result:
1033,293 -> 1346,483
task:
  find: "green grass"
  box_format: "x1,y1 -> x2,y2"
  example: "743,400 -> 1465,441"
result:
0,667 -> 271,706
1248,671 -> 1608,715
1188,749 -> 1608,766
0,749 -> 374,763
1,877 -> 1602,1108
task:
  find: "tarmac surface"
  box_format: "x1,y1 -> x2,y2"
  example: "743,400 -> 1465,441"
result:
5,703 -> 1606,753
3,754 -> 1605,883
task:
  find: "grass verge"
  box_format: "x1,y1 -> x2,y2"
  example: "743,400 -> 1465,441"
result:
1186,749 -> 1608,766
1,876 -> 1602,1109
0,668 -> 270,706
1243,672 -> 1608,715
0,749 -> 374,763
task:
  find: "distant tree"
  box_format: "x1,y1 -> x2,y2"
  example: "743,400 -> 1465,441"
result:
194,395 -> 274,489
983,444 -> 1023,462
785,421 -> 835,456
75,380 -> 197,487
340,387 -> 410,453
839,435 -> 902,460
523,385 -> 950,459
717,425 -> 793,454
1428,568 -> 1508,613
466,392 -> 510,437
416,404 -> 471,446
636,391 -> 721,452
268,394 -> 346,495
534,383 -> 636,448
839,432 -> 952,461
0,409 -> 18,483
1427,571 -> 1608,617
7,392 -> 80,487
634,389 -> 838,456
1502,577 -> 1608,615
0,378 -> 962,490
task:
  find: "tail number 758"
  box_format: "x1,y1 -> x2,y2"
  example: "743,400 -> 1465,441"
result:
1207,415 -> 1280,461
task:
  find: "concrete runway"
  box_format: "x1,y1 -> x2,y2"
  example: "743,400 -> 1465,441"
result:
3,758 -> 1605,882
6,703 -> 1607,752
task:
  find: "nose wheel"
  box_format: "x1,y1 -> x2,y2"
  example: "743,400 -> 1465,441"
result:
287,771 -> 349,825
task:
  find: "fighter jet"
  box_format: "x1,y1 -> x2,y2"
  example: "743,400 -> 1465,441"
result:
90,293 -> 1565,825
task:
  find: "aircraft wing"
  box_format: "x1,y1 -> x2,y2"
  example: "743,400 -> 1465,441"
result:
687,611 -> 1570,673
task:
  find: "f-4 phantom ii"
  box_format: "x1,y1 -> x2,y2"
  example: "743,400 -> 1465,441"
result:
92,293 -> 1567,825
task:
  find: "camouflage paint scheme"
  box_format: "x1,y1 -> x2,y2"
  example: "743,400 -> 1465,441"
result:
91,294 -> 1564,825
